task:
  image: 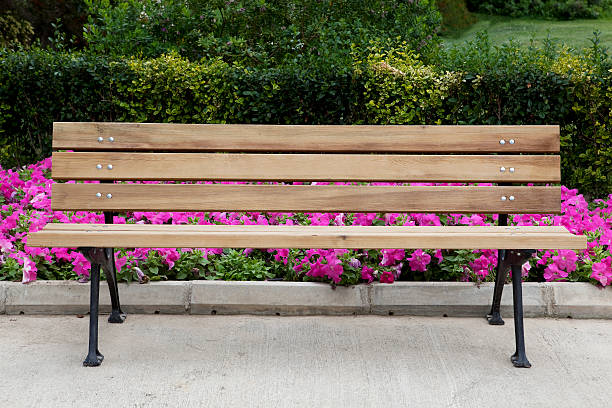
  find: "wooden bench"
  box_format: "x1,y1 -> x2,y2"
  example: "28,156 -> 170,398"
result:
28,122 -> 586,367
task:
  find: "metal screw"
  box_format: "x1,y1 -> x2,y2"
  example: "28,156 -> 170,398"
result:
96,192 -> 102,198
509,167 -> 515,173
97,137 -> 103,143
109,137 -> 115,142
106,193 -> 112,199
501,196 -> 507,201
509,139 -> 515,144
96,164 -> 102,169
509,195 -> 515,201
500,166 -> 506,172
499,139 -> 506,145
107,164 -> 113,170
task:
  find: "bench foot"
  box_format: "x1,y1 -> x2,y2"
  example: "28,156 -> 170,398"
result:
83,350 -> 104,367
511,352 -> 531,368
486,312 -> 505,325
108,310 -> 126,324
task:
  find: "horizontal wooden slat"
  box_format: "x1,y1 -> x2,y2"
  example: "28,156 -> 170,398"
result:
40,224 -> 573,233
27,225 -> 586,249
51,153 -> 561,182
51,184 -> 561,214
52,123 -> 560,153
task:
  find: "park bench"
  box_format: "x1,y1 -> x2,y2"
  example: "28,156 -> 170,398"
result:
28,122 -> 586,368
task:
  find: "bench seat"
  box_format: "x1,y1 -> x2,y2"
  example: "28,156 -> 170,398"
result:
28,224 -> 586,250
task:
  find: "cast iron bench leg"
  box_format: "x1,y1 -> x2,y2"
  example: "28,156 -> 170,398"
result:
487,213 -> 508,325
104,212 -> 126,324
83,262 -> 104,367
510,263 -> 531,367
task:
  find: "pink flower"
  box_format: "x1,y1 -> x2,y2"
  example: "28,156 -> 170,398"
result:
552,250 -> 578,273
521,261 -> 531,277
381,249 -> 405,266
434,249 -> 443,264
21,257 -> 37,283
469,255 -> 490,278
591,257 -> 612,286
115,254 -> 127,273
361,265 -> 374,283
544,263 -> 568,281
273,248 -> 289,265
380,271 -> 394,283
0,237 -> 13,253
407,249 -> 431,272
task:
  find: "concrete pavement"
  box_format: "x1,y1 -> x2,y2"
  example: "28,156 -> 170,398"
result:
0,315 -> 610,408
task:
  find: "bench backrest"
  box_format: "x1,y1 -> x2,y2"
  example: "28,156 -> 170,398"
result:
50,123 -> 562,214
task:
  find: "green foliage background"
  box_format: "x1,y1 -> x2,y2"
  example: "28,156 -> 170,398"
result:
0,0 -> 611,197
466,0 -> 612,19
1,37 -> 611,197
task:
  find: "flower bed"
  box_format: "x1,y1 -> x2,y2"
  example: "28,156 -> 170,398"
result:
1,158 -> 610,286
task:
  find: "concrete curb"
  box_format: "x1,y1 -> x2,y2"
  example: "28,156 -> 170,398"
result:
0,280 -> 610,318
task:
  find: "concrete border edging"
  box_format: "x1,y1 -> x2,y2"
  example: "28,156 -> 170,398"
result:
0,280 -> 610,318
0,281 -> 6,314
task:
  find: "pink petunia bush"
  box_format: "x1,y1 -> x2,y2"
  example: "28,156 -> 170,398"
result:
0,158 -> 611,287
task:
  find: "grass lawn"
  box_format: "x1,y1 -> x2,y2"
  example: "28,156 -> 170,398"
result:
442,13 -> 612,51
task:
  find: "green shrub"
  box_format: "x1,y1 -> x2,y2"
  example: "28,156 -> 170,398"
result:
1,0 -> 88,47
0,11 -> 34,48
0,49 -> 119,167
466,0 -> 612,19
83,0 -> 442,65
436,0 -> 477,34
439,33 -> 612,197
0,43 -> 610,197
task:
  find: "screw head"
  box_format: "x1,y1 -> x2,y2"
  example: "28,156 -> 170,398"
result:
509,195 -> 515,201
510,167 -> 515,173
509,139 -> 515,144
107,164 -> 113,170
499,139 -> 506,145
96,164 -> 102,169
500,166 -> 506,172
96,192 -> 102,198
501,196 -> 507,201
106,193 -> 113,199
109,137 -> 115,142
97,137 -> 103,143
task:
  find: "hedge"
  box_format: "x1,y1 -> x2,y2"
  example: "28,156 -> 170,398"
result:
466,0 -> 612,20
1,45 -> 611,197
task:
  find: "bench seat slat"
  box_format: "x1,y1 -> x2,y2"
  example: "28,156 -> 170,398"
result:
51,184 -> 561,214
27,225 -> 586,250
53,123 -> 560,153
51,152 -> 561,183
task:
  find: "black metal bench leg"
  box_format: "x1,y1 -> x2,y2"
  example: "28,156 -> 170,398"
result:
487,249 -> 507,325
103,212 -> 126,324
103,248 -> 126,324
83,263 -> 104,367
510,263 -> 531,368
488,213 -> 508,325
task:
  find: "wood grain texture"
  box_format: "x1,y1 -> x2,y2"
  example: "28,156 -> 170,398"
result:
51,152 -> 561,182
52,123 -> 560,153
40,224 -> 573,233
51,184 -> 562,214
26,225 -> 587,249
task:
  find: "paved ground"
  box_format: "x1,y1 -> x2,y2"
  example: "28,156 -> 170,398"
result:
0,315 -> 610,408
